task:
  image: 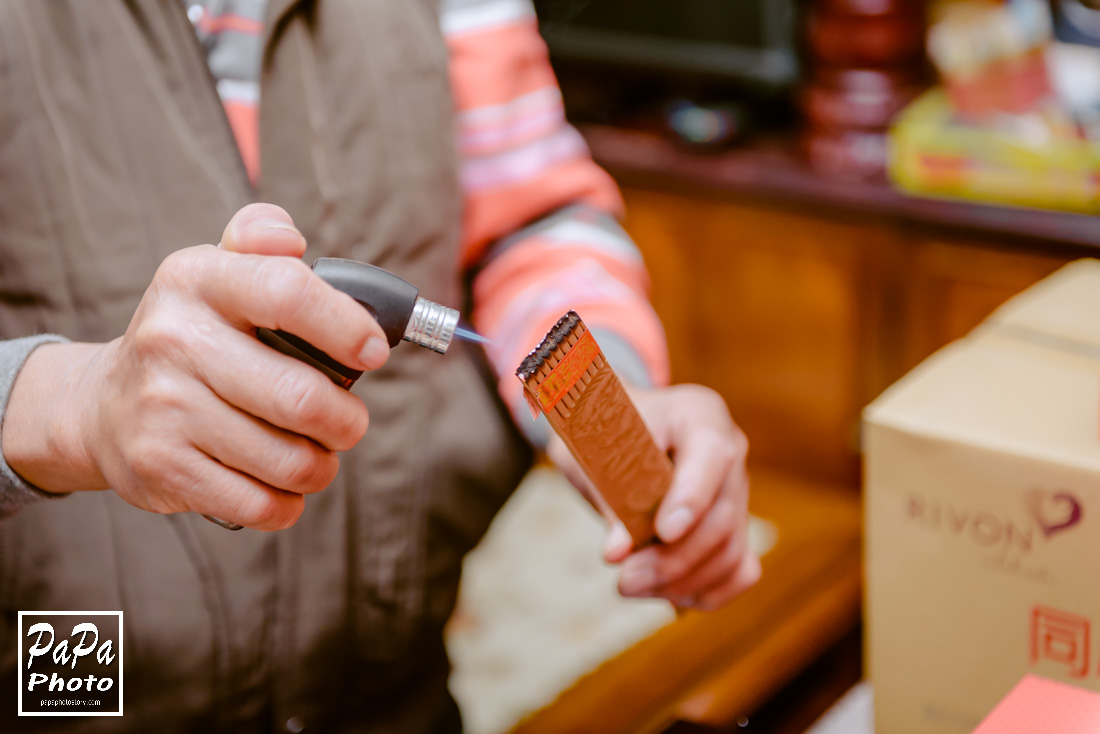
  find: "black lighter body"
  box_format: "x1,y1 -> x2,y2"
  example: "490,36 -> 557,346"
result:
204,257 -> 460,530
257,258 -> 459,388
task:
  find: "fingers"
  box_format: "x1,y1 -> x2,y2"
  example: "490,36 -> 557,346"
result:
184,455 -> 306,532
552,381 -> 755,609
220,203 -> 307,257
645,519 -> 747,602
618,488 -> 741,597
693,552 -> 762,611
187,326 -> 369,451
655,423 -> 745,544
96,203 -> 388,528
162,246 -> 390,372
607,384 -> 755,608
123,430 -> 306,532
217,203 -> 388,368
187,395 -> 340,495
619,530 -> 760,611
603,521 -> 633,564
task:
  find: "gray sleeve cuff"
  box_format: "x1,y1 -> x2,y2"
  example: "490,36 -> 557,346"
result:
511,328 -> 653,449
0,334 -> 72,519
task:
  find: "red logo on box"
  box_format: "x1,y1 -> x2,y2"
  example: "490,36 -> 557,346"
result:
1031,605 -> 1091,678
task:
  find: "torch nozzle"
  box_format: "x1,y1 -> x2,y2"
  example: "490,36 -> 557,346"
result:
403,297 -> 459,354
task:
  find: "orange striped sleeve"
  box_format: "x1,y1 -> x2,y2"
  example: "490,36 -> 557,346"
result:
445,6 -> 625,265
443,0 -> 670,431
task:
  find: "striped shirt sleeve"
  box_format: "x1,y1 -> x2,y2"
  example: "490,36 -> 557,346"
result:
442,0 -> 670,435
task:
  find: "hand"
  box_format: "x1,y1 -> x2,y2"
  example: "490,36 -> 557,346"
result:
548,384 -> 760,611
3,204 -> 390,530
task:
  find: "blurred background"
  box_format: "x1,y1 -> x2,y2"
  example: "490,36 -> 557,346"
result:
445,1 -> 1100,733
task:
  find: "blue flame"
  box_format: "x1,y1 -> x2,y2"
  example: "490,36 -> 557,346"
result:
454,326 -> 492,345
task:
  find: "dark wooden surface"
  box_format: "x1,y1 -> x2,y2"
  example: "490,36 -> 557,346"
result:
663,625 -> 863,734
581,125 -> 1100,250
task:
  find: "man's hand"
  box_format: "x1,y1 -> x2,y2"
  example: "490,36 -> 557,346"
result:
2,204 -> 390,530
548,384 -> 760,611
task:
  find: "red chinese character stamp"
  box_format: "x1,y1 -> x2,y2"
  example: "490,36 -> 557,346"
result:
1031,605 -> 1091,678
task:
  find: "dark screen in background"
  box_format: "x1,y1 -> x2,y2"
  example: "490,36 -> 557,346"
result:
552,0 -> 767,48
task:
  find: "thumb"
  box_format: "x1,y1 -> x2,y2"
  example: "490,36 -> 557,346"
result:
603,520 -> 632,564
220,203 -> 306,257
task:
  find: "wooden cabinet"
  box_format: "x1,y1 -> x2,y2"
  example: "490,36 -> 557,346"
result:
899,240 -> 1068,372
623,189 -> 890,483
617,184 -> 1087,487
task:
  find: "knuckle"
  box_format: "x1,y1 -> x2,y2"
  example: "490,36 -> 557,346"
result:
316,450 -> 341,487
127,439 -> 176,482
727,422 -> 749,458
156,247 -> 196,281
677,383 -> 738,427
242,490 -> 302,530
136,374 -> 188,414
261,258 -> 313,326
274,368 -> 324,429
704,429 -> 743,473
132,314 -> 190,360
721,533 -> 746,567
655,557 -> 691,588
711,433 -> 737,465
678,383 -> 721,406
249,493 -> 282,528
276,494 -> 306,529
737,432 -> 750,460
276,443 -> 337,493
713,496 -> 740,531
125,445 -> 196,513
154,246 -> 215,293
690,427 -> 736,474
144,493 -> 179,515
330,402 -> 369,451
127,446 -> 160,481
650,546 -> 696,587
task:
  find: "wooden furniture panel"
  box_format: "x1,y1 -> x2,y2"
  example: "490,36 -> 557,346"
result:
618,183 -> 1085,488
623,188 -> 892,485
900,240 -> 1070,372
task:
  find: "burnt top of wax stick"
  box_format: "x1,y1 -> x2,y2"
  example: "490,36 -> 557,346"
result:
515,310 -> 582,383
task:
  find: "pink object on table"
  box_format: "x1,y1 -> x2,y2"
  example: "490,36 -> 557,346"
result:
973,675 -> 1100,733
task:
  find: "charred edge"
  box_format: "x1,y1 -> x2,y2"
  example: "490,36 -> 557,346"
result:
515,310 -> 582,382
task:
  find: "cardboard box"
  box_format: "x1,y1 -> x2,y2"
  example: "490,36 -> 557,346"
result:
865,259 -> 1100,734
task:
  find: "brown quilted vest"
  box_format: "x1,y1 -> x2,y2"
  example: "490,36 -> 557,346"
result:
0,1 -> 531,731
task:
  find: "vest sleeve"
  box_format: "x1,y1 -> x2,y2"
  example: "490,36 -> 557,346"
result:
0,335 -> 72,519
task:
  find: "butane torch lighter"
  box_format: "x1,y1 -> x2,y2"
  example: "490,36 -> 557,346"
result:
204,257 -> 460,530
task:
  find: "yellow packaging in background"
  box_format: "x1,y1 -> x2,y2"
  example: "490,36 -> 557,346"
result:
865,260 -> 1100,733
888,89 -> 1100,214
